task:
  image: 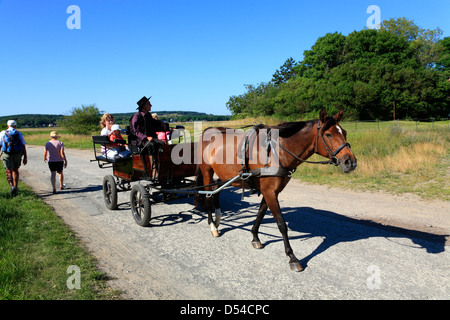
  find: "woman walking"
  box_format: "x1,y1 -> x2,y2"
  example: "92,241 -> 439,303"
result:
44,131 -> 67,194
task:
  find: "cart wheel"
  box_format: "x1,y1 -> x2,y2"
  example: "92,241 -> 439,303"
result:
103,175 -> 118,210
130,184 -> 152,227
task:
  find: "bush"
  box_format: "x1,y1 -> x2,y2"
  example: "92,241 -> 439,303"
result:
61,105 -> 101,135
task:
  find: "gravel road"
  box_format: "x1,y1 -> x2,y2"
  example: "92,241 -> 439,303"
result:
20,145 -> 449,300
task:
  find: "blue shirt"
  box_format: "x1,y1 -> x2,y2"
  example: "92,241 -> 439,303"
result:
0,127 -> 27,150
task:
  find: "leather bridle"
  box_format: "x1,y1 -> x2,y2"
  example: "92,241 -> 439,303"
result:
315,119 -> 351,166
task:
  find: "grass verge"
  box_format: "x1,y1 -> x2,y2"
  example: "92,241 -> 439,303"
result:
0,170 -> 121,300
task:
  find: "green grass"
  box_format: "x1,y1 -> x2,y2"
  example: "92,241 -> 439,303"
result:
21,128 -> 95,149
293,122 -> 449,200
0,170 -> 121,300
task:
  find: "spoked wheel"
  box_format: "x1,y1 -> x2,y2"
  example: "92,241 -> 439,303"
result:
103,175 -> 118,210
130,184 -> 152,227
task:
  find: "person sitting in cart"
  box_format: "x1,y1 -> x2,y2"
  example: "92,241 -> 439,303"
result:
129,96 -> 165,153
99,113 -> 116,157
109,124 -> 131,158
152,113 -> 172,145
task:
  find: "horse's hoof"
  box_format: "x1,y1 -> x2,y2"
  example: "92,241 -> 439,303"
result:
251,241 -> 263,249
289,261 -> 304,272
211,230 -> 220,237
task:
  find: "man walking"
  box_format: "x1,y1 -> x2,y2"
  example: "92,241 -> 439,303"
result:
0,120 -> 27,196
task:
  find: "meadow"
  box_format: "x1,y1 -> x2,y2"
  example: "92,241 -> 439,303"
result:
294,121 -> 449,200
22,119 -> 449,201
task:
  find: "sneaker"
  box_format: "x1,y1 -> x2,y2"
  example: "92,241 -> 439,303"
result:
10,187 -> 18,197
60,184 -> 66,190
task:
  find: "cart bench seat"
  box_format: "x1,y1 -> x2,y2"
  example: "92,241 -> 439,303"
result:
92,135 -> 132,164
95,154 -> 132,163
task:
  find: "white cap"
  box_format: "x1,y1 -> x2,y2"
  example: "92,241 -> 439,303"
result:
111,124 -> 121,131
7,120 -> 17,126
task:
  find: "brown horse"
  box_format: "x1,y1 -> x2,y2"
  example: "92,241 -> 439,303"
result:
195,109 -> 357,271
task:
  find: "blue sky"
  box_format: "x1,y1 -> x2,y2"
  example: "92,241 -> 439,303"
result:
0,0 -> 449,117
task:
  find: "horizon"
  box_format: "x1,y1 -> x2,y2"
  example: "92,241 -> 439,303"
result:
1,0 -> 449,117
0,110 -> 232,121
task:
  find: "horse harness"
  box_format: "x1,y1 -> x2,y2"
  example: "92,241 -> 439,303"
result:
238,120 -> 351,195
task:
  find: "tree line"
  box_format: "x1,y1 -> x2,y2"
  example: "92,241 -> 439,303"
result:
226,18 -> 450,121
111,111 -> 230,124
0,114 -> 64,130
0,108 -> 231,134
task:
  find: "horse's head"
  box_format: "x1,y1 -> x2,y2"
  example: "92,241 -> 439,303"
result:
316,109 -> 357,173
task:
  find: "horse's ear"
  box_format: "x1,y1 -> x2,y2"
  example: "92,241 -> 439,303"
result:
319,108 -> 327,123
334,109 -> 344,123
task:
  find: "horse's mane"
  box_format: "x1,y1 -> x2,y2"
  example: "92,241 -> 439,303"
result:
272,120 -> 316,138
272,116 -> 339,138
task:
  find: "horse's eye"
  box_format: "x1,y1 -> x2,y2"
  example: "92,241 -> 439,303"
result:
325,133 -> 332,138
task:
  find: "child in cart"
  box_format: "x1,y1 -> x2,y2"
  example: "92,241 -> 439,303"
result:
108,124 -> 131,159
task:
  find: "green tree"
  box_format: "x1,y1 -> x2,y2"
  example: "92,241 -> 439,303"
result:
62,104 -> 101,135
295,32 -> 346,79
436,36 -> 450,74
379,17 -> 443,68
226,18 -> 449,120
271,57 -> 298,85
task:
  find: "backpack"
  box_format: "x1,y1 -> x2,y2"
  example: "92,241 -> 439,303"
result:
2,129 -> 24,154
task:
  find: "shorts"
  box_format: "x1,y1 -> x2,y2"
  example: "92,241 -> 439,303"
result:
48,161 -> 64,173
1,151 -> 23,170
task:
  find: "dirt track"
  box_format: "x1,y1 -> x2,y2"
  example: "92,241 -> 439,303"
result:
21,145 -> 450,299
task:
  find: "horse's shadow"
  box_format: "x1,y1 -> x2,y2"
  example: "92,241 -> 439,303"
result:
216,190 -> 448,269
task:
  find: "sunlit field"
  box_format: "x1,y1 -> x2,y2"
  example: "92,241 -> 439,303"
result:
21,119 -> 449,200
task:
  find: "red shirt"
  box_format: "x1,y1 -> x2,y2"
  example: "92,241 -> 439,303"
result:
109,133 -> 125,150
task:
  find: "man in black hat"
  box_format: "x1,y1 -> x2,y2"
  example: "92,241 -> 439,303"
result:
129,96 -> 165,152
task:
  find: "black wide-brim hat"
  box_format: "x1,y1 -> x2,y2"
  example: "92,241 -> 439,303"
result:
137,96 -> 152,109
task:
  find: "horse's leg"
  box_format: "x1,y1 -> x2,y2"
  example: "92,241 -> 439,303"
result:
207,202 -> 219,236
213,191 -> 222,229
265,192 -> 303,272
202,169 -> 220,237
251,197 -> 268,249
208,193 -> 222,237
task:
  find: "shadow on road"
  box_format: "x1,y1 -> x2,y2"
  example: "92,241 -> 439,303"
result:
61,182 -> 447,271
213,189 -> 448,269
36,185 -> 103,200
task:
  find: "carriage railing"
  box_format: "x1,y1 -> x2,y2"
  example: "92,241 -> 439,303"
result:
90,135 -> 131,168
